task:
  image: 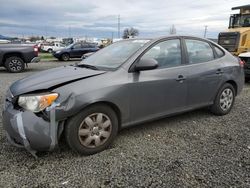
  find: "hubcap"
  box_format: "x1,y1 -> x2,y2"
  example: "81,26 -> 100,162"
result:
9,59 -> 22,72
220,88 -> 233,111
78,113 -> 112,148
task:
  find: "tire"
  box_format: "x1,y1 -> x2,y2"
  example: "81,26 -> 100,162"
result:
210,83 -> 235,116
65,104 -> 119,155
48,49 -> 53,53
61,53 -> 70,61
245,77 -> 250,83
5,56 -> 25,73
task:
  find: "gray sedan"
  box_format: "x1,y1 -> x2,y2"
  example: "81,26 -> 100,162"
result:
2,36 -> 245,156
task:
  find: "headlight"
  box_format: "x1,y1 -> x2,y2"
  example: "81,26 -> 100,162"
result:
18,93 -> 59,112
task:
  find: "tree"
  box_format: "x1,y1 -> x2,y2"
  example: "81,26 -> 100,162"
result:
123,27 -> 139,39
30,36 -> 41,42
41,36 -> 44,40
169,25 -> 177,35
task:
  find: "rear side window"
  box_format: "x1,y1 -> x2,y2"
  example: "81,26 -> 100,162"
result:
213,45 -> 225,58
82,44 -> 89,48
185,39 -> 214,64
89,44 -> 96,48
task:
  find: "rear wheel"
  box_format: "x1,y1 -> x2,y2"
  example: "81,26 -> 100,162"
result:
65,104 -> 118,155
61,53 -> 70,61
210,83 -> 235,116
5,56 -> 25,73
48,48 -> 53,53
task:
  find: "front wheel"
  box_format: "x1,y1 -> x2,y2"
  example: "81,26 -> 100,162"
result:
61,53 -> 70,61
210,83 -> 235,116
65,104 -> 118,155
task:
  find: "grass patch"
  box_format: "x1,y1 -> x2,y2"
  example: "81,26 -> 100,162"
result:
39,52 -> 57,61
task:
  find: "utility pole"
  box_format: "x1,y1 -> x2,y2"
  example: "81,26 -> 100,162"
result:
204,25 -> 208,38
45,26 -> 47,39
118,15 -> 120,39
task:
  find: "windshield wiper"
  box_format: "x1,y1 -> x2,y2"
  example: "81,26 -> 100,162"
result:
76,63 -> 99,70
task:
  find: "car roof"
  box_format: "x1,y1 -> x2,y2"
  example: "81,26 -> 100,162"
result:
120,35 -> 217,45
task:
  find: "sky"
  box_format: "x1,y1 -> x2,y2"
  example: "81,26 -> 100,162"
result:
0,0 -> 249,39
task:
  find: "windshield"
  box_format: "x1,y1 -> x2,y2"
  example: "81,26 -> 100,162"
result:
229,14 -> 250,28
79,39 -> 150,70
66,43 -> 74,49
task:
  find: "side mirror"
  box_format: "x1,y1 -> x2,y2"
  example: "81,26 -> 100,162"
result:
134,58 -> 158,71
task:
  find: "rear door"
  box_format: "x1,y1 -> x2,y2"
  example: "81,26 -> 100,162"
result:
88,44 -> 98,53
82,44 -> 91,54
183,38 -> 224,107
129,38 -> 188,123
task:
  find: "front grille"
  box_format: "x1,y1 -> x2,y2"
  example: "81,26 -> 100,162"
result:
218,32 -> 240,52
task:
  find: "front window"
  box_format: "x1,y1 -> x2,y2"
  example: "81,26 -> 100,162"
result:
79,39 -> 150,70
140,39 -> 182,68
73,44 -> 82,49
229,14 -> 250,28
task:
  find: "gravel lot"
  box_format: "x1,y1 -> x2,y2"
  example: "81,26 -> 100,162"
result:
0,62 -> 250,187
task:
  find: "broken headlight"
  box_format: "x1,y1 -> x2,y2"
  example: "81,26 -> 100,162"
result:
18,93 -> 59,112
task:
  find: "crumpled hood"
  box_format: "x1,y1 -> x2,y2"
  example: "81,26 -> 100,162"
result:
10,65 -> 106,96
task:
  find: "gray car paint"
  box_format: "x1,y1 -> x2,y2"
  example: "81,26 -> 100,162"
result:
10,65 -> 106,96
2,36 -> 245,155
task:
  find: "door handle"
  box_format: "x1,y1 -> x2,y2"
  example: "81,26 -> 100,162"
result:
176,75 -> 186,82
216,69 -> 224,75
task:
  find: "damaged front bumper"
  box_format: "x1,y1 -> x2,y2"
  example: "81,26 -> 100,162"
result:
2,99 -> 61,158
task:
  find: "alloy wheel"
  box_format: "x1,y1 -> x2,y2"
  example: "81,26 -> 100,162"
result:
62,54 -> 69,61
9,59 -> 23,72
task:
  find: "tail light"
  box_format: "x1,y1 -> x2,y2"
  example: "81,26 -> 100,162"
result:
239,59 -> 245,68
34,45 -> 39,56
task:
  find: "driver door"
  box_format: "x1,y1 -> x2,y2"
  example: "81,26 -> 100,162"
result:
71,43 -> 83,58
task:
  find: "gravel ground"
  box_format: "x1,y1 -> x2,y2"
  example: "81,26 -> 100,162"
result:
0,62 -> 250,187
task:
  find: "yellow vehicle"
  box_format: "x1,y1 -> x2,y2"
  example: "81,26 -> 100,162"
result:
218,5 -> 250,55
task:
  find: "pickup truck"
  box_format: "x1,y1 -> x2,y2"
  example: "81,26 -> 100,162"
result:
42,42 -> 66,53
0,44 -> 40,73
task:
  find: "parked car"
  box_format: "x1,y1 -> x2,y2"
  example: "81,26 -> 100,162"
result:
239,52 -> 250,82
2,36 -> 244,156
42,42 -> 66,53
53,42 -> 99,61
0,44 -> 40,73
